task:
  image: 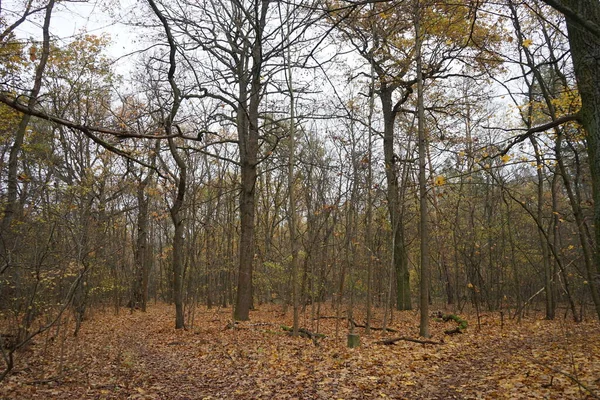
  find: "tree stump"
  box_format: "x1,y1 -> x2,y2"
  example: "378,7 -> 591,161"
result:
347,333 -> 360,348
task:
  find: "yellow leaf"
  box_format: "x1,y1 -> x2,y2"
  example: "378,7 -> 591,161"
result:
522,39 -> 532,48
434,176 -> 446,186
501,154 -> 511,163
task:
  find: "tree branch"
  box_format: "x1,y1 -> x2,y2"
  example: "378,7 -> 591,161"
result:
0,93 -> 180,140
499,113 -> 580,156
540,0 -> 600,39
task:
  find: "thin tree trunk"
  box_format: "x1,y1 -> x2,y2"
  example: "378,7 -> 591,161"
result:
530,137 -> 555,319
555,134 -> 595,321
365,52 -> 375,333
1,0 -> 54,272
284,23 -> 299,335
415,4 -> 429,338
169,138 -> 186,329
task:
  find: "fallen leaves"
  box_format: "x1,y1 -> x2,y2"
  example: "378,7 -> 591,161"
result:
1,304 -> 599,399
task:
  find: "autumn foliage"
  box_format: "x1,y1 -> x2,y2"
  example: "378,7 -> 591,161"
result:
1,304 -> 598,399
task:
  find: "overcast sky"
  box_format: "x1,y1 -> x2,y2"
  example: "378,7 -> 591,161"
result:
11,0 -> 142,73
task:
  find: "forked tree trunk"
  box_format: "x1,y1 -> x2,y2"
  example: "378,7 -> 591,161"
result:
380,89 -> 412,311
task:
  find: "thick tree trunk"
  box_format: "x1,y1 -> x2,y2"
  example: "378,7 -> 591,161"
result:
233,0 -> 269,322
559,0 -> 600,319
380,89 -> 411,311
234,69 -> 259,321
235,156 -> 256,321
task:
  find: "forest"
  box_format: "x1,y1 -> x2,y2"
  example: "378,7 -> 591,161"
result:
1,0 -> 599,398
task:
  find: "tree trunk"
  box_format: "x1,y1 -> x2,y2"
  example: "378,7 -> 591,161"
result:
0,0 -> 54,273
555,134 -> 595,321
380,89 -> 411,311
555,0 -> 600,319
365,56 -> 375,332
235,155 -> 256,321
133,177 -> 151,311
530,137 -> 555,320
283,21 -> 299,333
234,1 -> 268,321
168,137 -> 187,330
415,5 -> 429,338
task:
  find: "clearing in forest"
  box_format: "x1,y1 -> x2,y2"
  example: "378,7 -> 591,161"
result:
1,304 -> 599,399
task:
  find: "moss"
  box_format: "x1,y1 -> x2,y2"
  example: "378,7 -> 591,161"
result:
442,314 -> 468,334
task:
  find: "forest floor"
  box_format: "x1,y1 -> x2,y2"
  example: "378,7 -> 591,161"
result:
1,303 -> 599,399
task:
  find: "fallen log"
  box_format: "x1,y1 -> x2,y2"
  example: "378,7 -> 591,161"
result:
441,314 -> 468,335
378,336 -> 442,345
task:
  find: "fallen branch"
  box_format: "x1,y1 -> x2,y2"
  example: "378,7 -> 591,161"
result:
247,322 -> 280,327
315,317 -> 399,333
529,358 -> 600,399
443,327 -> 462,335
350,319 -> 398,333
378,336 -> 442,345
27,376 -> 61,385
280,325 -> 326,345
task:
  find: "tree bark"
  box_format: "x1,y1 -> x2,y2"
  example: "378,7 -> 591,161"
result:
543,0 -> 600,319
132,171 -> 152,312
234,0 -> 269,321
381,89 -> 411,311
169,137 -> 186,330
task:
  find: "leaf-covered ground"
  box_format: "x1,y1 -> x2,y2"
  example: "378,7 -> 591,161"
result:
2,304 -> 599,399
